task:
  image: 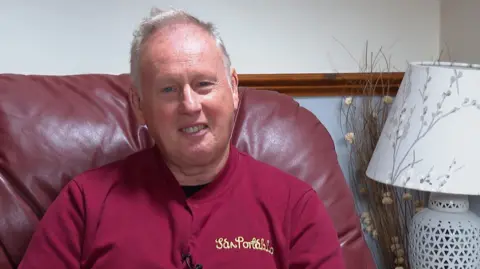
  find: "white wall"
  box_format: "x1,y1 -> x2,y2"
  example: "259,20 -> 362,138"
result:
1,0 -> 440,75
440,1 -> 480,64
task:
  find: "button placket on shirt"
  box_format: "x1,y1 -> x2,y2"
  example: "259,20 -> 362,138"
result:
185,201 -> 202,267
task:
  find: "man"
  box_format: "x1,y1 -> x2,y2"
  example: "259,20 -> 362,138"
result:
18,8 -> 345,269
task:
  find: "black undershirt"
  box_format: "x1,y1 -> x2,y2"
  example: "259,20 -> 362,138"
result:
181,184 -> 208,198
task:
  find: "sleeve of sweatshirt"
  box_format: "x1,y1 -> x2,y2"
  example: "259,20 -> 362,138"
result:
288,189 -> 346,269
18,180 -> 84,269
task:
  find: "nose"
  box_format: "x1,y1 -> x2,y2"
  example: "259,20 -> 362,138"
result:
179,85 -> 201,114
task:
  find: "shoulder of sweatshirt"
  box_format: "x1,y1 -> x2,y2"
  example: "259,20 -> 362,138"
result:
236,150 -> 318,204
69,148 -> 154,202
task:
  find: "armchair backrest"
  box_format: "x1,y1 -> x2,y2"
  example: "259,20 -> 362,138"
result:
0,73 -> 374,269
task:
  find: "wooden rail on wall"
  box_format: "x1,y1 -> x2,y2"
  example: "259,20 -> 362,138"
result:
238,72 -> 404,97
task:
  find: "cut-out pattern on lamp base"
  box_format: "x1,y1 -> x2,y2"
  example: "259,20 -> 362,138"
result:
409,197 -> 480,269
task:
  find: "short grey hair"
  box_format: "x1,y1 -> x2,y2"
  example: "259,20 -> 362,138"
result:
129,8 -> 232,94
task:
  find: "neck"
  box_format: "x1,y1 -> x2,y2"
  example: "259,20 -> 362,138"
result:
165,146 -> 231,186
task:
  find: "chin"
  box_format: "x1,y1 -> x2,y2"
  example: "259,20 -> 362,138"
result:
181,141 -> 228,164
185,142 -> 215,156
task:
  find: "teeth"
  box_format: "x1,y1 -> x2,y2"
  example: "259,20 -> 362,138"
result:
182,125 -> 207,134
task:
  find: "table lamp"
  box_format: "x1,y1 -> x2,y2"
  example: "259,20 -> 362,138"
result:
366,61 -> 480,269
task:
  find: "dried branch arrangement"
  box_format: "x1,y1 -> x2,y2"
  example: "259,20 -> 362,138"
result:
338,43 -> 428,269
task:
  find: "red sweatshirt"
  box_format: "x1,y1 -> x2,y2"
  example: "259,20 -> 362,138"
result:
18,145 -> 345,269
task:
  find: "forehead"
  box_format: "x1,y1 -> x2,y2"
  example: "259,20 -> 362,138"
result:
141,23 -> 224,71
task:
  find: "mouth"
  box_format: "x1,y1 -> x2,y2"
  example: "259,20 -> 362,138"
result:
180,124 -> 208,134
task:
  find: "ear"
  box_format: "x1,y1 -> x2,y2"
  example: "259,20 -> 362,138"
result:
129,87 -> 146,126
230,68 -> 239,110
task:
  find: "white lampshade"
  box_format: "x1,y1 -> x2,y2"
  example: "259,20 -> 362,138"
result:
366,61 -> 480,195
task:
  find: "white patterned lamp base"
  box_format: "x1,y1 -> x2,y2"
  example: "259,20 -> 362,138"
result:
409,193 -> 480,269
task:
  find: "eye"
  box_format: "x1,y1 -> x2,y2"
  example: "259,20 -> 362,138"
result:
198,81 -> 213,87
162,86 -> 175,93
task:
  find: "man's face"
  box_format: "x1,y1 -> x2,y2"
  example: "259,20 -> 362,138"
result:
133,23 -> 239,167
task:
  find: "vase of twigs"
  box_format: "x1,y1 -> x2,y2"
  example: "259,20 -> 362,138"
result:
338,42 -> 428,269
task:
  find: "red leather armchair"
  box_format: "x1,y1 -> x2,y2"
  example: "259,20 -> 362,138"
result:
0,74 -> 375,269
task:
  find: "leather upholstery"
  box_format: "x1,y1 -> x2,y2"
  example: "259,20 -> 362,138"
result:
0,73 -> 374,269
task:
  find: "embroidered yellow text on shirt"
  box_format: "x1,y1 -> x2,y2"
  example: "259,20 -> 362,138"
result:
215,236 -> 274,254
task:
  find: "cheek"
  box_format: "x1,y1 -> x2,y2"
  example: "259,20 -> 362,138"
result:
144,103 -> 176,127
204,95 -> 235,127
